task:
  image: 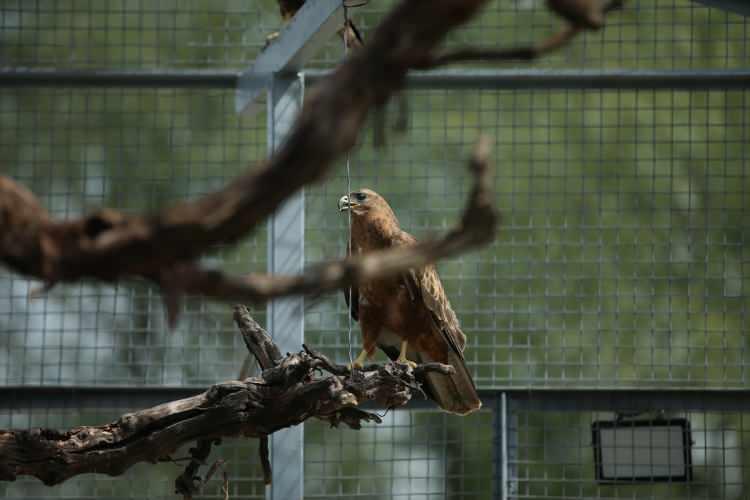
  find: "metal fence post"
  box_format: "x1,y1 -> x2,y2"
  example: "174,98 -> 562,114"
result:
493,394 -> 504,500
267,73 -> 305,500
506,394 -> 518,499
495,392 -> 518,500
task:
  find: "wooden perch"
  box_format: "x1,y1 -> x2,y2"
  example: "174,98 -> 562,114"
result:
0,306 -> 451,490
0,0 -> 497,325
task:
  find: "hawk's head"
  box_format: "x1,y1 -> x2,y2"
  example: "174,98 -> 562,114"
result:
338,189 -> 397,221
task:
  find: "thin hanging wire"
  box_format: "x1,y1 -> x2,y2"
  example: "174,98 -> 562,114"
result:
344,2 -> 355,367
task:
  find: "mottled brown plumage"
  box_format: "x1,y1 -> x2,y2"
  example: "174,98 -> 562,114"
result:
339,189 -> 481,415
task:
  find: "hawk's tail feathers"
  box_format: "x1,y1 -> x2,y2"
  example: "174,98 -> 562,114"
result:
420,350 -> 482,416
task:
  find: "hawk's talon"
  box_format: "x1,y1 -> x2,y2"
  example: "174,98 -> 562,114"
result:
397,358 -> 418,370
396,340 -> 417,369
347,349 -> 369,371
346,360 -> 364,371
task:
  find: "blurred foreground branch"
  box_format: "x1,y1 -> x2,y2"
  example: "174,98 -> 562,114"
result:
415,0 -> 624,68
0,306 -> 451,495
0,0 -> 498,325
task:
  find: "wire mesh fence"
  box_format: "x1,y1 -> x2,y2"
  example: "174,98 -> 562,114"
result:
305,408 -> 495,500
306,86 -> 750,389
1,1 -> 747,70
0,0 -> 749,499
510,403 -> 750,499
0,87 -> 267,386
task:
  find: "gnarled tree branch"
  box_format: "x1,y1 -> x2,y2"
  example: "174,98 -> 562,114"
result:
0,0 -> 496,325
0,307 -> 450,488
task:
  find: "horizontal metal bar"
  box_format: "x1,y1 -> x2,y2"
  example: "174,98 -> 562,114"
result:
306,69 -> 750,90
0,69 -> 239,88
503,389 -> 750,412
391,388 -> 750,412
1,68 -> 748,90
1,386 -> 749,413
693,0 -> 750,16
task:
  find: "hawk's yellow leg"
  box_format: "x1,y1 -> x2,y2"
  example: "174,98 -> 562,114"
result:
397,340 -> 418,369
347,349 -> 369,370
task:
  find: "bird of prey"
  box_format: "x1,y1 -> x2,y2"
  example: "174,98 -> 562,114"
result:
338,189 -> 482,415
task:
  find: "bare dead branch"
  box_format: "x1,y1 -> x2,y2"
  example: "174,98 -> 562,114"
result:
547,0 -> 624,30
0,0 -> 494,323
415,0 -> 624,69
175,439 -> 217,499
259,436 -> 272,485
233,305 -> 281,370
415,26 -> 581,68
0,313 -> 451,487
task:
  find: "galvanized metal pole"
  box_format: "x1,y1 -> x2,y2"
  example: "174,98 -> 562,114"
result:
496,392 -> 518,500
505,393 -> 518,499
267,73 -> 305,500
235,0 -> 344,116
493,395 -> 504,500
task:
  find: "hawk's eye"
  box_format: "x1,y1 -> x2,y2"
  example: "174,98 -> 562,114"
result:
355,192 -> 367,202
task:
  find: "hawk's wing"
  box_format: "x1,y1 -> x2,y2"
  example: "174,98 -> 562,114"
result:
411,264 -> 466,355
394,231 -> 467,356
394,230 -> 479,415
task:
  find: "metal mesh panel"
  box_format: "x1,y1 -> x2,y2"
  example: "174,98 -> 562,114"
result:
304,408 -> 495,499
2,1 -> 747,70
0,405 -> 266,499
0,0 -> 273,69
1,1 -> 749,500
510,406 -> 750,499
306,87 -> 750,389
0,87 -> 267,386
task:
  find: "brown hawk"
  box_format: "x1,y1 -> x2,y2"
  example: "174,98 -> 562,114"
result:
339,189 -> 481,415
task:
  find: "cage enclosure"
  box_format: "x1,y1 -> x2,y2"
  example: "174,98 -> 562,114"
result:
0,1 -> 749,499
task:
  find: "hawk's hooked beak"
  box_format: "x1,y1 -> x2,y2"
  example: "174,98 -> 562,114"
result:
338,194 -> 358,212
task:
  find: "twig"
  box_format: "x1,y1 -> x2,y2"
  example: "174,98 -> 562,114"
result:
175,439 -> 216,499
234,305 -> 281,370
204,459 -> 227,487
415,0 -> 624,69
548,0 -> 624,30
259,436 -> 272,485
416,26 -> 581,68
